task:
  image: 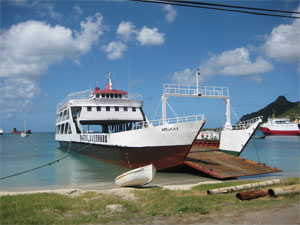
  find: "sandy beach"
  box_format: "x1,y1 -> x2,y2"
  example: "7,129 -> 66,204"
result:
0,180 -> 221,198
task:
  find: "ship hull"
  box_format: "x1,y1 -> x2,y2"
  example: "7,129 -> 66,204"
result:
219,117 -> 262,156
58,141 -> 191,171
261,127 -> 300,136
56,117 -> 205,171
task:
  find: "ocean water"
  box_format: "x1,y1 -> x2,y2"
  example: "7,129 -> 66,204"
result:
0,132 -> 299,191
240,132 -> 300,179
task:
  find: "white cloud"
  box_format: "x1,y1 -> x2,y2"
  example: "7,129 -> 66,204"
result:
247,76 -> 263,83
43,3 -> 63,20
200,48 -> 273,76
0,78 -> 40,100
170,68 -> 195,84
70,4 -> 84,21
0,13 -> 104,78
263,19 -> 300,63
75,12 -> 104,53
170,47 -> 273,84
163,5 -> 178,23
117,21 -> 136,41
136,26 -> 165,46
8,0 -> 29,7
116,21 -> 165,46
73,4 -> 83,15
0,13 -> 104,114
104,21 -> 165,60
0,78 -> 40,115
9,0 -> 63,20
103,41 -> 127,60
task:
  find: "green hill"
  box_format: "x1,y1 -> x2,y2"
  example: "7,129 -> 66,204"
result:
240,96 -> 300,122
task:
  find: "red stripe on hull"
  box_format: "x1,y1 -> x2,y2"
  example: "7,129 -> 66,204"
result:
261,127 -> 300,136
58,141 -> 191,171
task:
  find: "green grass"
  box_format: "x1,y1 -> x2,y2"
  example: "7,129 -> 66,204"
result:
1,178 -> 299,224
1,192 -> 139,224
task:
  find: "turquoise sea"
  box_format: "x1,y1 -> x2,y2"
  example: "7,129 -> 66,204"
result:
0,132 -> 299,191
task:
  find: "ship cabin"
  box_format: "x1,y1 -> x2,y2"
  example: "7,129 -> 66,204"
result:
267,117 -> 291,124
56,76 -> 146,136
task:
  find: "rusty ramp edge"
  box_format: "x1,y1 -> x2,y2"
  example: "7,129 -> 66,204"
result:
183,150 -> 281,179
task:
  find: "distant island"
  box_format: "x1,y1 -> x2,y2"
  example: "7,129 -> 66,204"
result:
240,96 -> 300,122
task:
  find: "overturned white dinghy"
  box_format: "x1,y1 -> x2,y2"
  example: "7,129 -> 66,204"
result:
115,164 -> 156,187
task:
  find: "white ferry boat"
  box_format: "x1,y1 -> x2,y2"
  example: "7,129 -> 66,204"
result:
260,117 -> 300,135
55,73 -> 205,171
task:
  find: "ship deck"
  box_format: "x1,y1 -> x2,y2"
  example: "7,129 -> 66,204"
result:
184,146 -> 281,179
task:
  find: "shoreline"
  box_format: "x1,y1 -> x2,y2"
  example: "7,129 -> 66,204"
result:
0,180 -> 222,197
1,173 -> 289,195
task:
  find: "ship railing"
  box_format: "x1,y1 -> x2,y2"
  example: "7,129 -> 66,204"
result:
79,133 -> 108,144
133,114 -> 205,130
124,93 -> 143,101
163,84 -> 229,98
233,116 -> 263,130
78,115 -> 205,144
57,89 -> 92,111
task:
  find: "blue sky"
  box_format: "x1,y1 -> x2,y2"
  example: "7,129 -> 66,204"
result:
1,0 -> 299,132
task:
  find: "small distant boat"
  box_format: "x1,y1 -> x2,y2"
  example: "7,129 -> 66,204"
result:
20,132 -> 27,138
260,116 -> 300,136
21,113 -> 28,138
0,129 -> 3,135
115,164 -> 156,187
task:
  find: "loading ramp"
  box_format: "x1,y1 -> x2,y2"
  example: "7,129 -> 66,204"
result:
184,146 -> 281,179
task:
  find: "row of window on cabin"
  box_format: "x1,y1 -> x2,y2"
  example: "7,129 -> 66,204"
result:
86,106 -> 138,112
94,93 -> 123,99
56,109 -> 69,123
56,123 -> 72,134
269,124 -> 296,127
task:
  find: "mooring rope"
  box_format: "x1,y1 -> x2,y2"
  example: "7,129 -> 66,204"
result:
253,139 -> 261,163
0,142 -> 93,180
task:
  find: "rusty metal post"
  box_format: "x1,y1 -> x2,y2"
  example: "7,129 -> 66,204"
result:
236,189 -> 268,200
207,179 -> 282,194
268,184 -> 300,197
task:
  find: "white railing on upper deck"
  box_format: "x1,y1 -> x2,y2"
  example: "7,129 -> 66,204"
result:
57,89 -> 91,110
126,93 -> 143,101
133,114 -> 205,130
77,114 -> 205,145
233,116 -> 263,130
163,84 -> 229,98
